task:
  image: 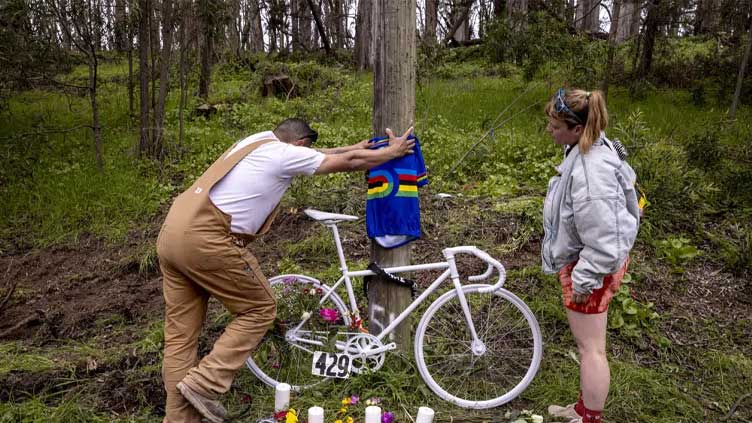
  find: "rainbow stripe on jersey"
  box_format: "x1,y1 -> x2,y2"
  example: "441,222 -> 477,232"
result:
365,134 -> 428,248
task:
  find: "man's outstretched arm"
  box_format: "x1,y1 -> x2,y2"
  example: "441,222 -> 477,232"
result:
315,139 -> 370,155
315,127 -> 414,174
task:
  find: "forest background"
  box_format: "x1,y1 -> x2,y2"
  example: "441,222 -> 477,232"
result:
0,0 -> 751,422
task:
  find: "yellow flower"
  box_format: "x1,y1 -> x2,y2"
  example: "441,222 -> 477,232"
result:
334,420 -> 343,423
346,417 -> 354,423
341,398 -> 350,405
285,408 -> 298,423
339,407 -> 348,413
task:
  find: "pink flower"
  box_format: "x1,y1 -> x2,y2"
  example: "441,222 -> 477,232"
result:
319,308 -> 340,323
382,411 -> 394,423
350,395 -> 359,405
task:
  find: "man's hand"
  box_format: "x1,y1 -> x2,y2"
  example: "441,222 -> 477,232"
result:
572,292 -> 590,304
384,126 -> 415,158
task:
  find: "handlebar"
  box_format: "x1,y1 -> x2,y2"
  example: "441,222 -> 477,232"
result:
442,246 -> 507,292
468,264 -> 494,282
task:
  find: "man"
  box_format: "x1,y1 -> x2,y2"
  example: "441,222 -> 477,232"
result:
155,118 -> 414,423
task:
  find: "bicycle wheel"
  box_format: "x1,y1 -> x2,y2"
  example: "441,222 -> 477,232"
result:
414,284 -> 542,409
246,274 -> 350,391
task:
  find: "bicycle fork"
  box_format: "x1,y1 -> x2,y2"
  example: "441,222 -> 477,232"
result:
445,251 -> 487,356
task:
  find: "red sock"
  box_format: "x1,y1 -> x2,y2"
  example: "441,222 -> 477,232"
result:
580,407 -> 603,423
574,392 -> 585,416
574,393 -> 603,422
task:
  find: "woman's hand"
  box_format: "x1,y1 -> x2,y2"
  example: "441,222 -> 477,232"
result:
572,292 -> 590,304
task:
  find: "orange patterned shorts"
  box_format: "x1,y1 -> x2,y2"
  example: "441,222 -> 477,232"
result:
559,257 -> 630,314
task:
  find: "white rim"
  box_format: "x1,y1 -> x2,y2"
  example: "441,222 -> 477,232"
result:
414,285 -> 542,409
245,274 -> 350,391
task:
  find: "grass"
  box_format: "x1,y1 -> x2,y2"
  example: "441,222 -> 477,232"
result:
0,398 -> 160,423
1,50 -> 751,422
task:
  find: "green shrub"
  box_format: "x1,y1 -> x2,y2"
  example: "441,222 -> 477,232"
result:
655,236 -> 701,273
684,130 -> 723,170
608,273 -> 663,345
484,12 -> 605,84
707,219 -> 752,277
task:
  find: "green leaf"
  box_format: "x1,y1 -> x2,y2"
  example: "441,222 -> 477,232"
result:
611,314 -> 625,328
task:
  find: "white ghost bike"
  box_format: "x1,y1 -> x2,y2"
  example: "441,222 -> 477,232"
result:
245,209 -> 542,409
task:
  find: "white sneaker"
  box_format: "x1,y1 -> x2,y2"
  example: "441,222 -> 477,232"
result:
548,403 -> 580,420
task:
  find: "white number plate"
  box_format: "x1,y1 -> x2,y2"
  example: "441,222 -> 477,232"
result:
311,351 -> 351,379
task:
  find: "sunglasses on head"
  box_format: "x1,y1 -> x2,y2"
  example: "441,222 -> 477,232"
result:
301,130 -> 318,145
554,88 -> 584,125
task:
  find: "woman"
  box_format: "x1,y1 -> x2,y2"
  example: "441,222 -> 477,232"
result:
541,88 -> 641,423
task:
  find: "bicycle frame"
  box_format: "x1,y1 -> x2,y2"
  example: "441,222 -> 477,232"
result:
286,220 -> 508,354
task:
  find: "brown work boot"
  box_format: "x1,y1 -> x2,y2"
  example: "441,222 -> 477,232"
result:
548,403 -> 580,420
176,381 -> 227,423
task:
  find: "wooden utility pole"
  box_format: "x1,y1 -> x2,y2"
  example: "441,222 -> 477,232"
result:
369,0 -> 416,351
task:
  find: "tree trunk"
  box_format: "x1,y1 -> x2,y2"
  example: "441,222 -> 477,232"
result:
637,0 -> 661,79
153,0 -> 174,160
114,0 -> 128,51
730,19 -> 752,120
291,0 -> 300,51
229,0 -> 241,57
128,25 -> 134,118
333,0 -> 344,49
602,0 -> 621,99
616,0 -> 639,41
244,0 -> 264,52
444,0 -> 473,45
695,0 -> 720,35
179,0 -> 188,147
198,0 -> 212,98
299,0 -> 312,50
150,1 -> 159,143
575,0 -> 600,32
493,0 -> 505,18
307,0 -> 332,53
355,0 -> 372,69
507,0 -> 528,19
138,0 -> 151,155
370,0 -> 416,352
425,0 -> 437,43
89,59 -> 104,172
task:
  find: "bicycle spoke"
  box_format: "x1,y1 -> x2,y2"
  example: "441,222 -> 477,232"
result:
246,275 -> 349,390
416,288 -> 540,406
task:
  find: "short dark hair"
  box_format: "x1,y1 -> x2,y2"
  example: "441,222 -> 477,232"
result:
274,118 -> 318,144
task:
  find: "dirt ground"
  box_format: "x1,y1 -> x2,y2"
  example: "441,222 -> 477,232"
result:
1,206 -> 751,420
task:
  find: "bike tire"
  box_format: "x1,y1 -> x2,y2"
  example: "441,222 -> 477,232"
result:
414,284 -> 542,409
245,274 -> 350,391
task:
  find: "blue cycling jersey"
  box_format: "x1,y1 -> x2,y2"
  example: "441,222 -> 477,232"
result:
366,134 -> 428,248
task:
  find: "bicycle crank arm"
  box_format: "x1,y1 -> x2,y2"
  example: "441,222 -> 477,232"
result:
351,342 -> 397,359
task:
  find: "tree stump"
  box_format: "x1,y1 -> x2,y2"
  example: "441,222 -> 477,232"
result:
262,75 -> 298,98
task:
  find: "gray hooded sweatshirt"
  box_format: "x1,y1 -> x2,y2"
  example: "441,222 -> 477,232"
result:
541,133 -> 640,295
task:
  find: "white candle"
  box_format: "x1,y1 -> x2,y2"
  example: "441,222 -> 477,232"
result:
416,406 -> 435,423
307,406 -> 324,423
365,405 -> 382,423
274,383 -> 291,412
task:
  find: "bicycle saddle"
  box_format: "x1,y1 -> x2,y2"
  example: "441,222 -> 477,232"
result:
304,209 -> 359,223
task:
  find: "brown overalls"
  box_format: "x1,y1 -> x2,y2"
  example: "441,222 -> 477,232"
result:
156,139 -> 280,423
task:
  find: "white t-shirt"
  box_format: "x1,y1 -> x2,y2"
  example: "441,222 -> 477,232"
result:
209,131 -> 325,234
